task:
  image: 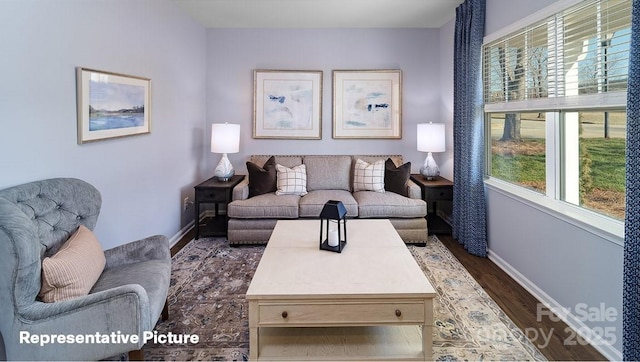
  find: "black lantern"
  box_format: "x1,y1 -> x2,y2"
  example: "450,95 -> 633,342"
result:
319,200 -> 347,253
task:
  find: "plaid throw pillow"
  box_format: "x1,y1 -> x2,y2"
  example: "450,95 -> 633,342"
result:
353,158 -> 385,193
276,163 -> 308,196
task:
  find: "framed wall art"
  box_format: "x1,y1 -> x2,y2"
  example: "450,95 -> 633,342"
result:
333,69 -> 402,139
76,67 -> 151,144
253,70 -> 322,139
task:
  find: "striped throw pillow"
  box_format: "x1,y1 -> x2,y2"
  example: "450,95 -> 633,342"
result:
39,225 -> 106,303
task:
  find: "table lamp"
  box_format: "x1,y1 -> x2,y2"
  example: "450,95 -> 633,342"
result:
417,122 -> 445,180
211,123 -> 240,181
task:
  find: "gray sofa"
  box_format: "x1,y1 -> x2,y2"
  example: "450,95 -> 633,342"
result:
227,155 -> 428,245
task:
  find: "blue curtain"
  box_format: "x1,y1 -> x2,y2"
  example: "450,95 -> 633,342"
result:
624,0 -> 640,359
452,0 -> 487,257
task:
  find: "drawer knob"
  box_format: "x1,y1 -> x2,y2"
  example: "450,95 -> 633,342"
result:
281,311 -> 288,319
395,309 -> 402,317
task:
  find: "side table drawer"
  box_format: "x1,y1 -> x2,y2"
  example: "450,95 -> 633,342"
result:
258,301 -> 425,326
425,187 -> 453,201
197,190 -> 227,202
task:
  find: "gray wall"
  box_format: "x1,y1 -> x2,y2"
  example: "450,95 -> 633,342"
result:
205,28 -> 447,176
484,0 -> 623,359
0,0 -> 207,249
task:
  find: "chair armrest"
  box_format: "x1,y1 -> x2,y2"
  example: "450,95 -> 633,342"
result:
14,285 -> 151,360
232,178 -> 249,200
103,234 -> 170,269
11,284 -> 155,361
20,284 -> 150,330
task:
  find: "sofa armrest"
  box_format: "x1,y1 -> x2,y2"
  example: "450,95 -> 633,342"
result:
232,178 -> 250,200
406,180 -> 422,199
103,234 -> 170,269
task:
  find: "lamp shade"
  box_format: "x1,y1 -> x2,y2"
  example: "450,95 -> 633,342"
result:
211,123 -> 240,154
417,123 -> 445,153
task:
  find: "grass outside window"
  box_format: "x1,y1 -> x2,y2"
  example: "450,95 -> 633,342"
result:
488,111 -> 626,220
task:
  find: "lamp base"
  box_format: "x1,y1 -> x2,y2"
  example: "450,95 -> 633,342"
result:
420,152 -> 440,180
320,239 -> 347,253
214,153 -> 235,181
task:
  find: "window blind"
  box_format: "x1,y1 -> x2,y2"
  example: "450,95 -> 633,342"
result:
483,0 -> 631,111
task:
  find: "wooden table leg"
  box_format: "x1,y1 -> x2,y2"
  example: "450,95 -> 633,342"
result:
249,300 -> 259,361
423,298 -> 434,360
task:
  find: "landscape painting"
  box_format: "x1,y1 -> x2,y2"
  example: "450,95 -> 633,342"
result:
77,67 -> 150,144
333,70 -> 402,139
254,70 -> 322,139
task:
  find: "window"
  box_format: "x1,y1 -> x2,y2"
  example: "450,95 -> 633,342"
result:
562,110 -> 626,219
488,112 -> 546,193
483,0 -> 630,223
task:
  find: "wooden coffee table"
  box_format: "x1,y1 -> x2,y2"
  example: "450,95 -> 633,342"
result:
246,219 -> 436,361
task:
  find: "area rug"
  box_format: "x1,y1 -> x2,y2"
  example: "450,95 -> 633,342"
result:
143,236 -> 546,361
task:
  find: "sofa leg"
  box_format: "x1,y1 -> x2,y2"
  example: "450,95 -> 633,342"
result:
162,300 -> 169,321
129,349 -> 144,361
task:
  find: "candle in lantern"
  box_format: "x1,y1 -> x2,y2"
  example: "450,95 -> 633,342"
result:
328,228 -> 339,247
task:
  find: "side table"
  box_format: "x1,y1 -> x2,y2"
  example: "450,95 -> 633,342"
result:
194,174 -> 244,239
410,175 -> 453,235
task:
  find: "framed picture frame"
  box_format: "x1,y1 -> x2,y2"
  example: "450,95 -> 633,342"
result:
332,69 -> 402,139
253,70 -> 323,139
76,67 -> 151,144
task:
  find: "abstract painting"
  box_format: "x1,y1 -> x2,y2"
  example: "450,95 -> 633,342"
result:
254,70 -> 322,139
333,70 -> 402,139
76,67 -> 150,144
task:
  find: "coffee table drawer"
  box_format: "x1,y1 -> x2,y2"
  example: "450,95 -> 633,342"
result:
258,301 -> 425,326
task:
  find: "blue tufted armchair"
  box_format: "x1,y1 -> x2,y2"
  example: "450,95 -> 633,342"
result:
0,178 -> 171,360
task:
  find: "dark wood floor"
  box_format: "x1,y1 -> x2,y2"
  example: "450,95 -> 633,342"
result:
438,234 -> 606,361
170,227 -> 606,361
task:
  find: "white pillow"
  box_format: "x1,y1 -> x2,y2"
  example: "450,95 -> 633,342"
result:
276,163 -> 308,196
353,158 -> 385,193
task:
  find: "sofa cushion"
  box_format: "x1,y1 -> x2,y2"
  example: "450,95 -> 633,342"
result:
299,190 -> 359,218
353,158 -> 385,193
304,155 -> 352,191
385,158 -> 411,196
353,191 -> 426,218
276,164 -> 308,196
39,225 -> 106,303
228,193 -> 300,218
355,155 -> 403,167
251,155 -> 302,168
247,156 -> 277,197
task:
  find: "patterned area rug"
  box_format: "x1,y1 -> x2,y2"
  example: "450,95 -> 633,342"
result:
143,236 -> 546,361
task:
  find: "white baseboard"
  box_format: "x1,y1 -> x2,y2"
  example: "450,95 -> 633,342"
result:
488,248 -> 621,361
168,221 -> 195,248
168,210 -> 220,248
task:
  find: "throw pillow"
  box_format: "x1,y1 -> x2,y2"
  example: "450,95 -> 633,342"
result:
246,155 -> 277,197
385,158 -> 411,195
276,163 -> 308,196
39,225 -> 106,303
353,158 -> 385,193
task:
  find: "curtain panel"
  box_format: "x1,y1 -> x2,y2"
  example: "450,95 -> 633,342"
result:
624,0 -> 640,359
452,0 -> 488,257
